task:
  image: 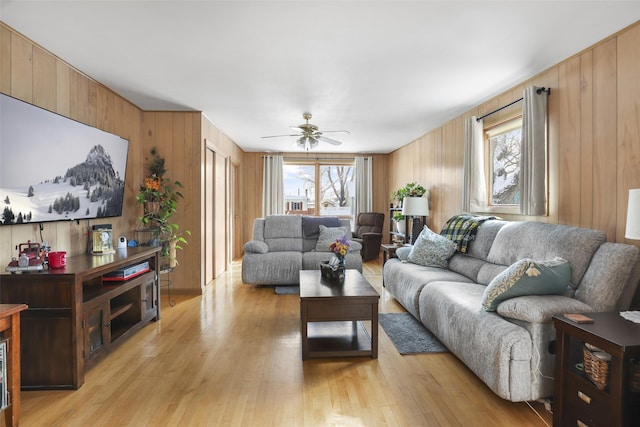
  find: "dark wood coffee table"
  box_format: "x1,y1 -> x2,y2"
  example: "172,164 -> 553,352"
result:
300,269 -> 379,360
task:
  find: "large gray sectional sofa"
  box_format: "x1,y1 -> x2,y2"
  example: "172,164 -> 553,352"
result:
383,219 -> 640,402
242,215 -> 363,285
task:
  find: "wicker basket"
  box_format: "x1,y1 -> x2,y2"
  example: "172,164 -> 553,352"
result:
583,343 -> 610,390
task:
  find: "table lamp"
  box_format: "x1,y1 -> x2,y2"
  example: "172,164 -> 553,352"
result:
402,196 -> 429,244
625,188 -> 640,240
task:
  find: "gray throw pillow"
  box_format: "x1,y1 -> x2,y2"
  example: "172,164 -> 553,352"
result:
314,225 -> 349,252
407,226 -> 457,268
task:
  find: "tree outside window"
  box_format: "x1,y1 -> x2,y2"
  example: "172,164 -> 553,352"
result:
319,165 -> 354,216
486,118 -> 522,206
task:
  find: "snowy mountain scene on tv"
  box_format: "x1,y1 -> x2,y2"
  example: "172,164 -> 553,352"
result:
1,93 -> 129,226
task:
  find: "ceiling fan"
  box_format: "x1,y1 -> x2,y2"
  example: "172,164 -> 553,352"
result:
262,112 -> 350,151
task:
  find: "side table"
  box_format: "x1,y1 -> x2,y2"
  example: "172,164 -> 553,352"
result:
381,243 -> 410,265
552,312 -> 640,427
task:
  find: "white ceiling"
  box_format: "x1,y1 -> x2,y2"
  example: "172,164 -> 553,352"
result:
1,1 -> 639,154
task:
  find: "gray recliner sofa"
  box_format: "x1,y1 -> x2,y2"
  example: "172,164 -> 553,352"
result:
383,219 -> 640,402
242,215 -> 363,285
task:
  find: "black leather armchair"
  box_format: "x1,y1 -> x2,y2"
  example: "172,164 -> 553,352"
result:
352,212 -> 385,261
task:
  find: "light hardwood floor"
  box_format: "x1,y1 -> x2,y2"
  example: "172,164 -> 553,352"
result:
18,259 -> 552,426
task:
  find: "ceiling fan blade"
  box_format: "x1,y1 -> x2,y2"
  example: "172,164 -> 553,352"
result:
319,130 -> 351,135
318,136 -> 343,145
261,133 -> 302,139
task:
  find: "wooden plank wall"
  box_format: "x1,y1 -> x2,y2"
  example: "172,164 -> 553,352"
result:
140,111 -> 202,293
388,21 -> 640,245
0,23 -> 144,264
0,23 -> 245,293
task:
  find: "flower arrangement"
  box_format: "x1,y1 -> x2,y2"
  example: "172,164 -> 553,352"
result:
329,236 -> 350,262
322,236 -> 350,283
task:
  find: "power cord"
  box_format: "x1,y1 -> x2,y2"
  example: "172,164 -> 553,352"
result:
526,399 -> 552,427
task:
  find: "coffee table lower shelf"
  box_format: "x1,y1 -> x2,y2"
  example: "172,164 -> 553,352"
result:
305,321 -> 373,359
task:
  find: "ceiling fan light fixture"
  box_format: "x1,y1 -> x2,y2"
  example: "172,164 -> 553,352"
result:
264,112 -> 349,150
297,136 -> 319,151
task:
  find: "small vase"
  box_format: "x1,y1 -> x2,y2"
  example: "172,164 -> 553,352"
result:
339,257 -> 346,270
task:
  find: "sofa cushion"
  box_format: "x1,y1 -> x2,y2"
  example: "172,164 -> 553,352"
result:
464,219 -> 507,260
482,257 -> 571,311
314,225 -> 349,251
574,242 -> 640,311
486,221 -> 605,288
408,226 -> 457,268
496,295 -> 595,323
263,215 -> 303,252
264,215 -> 302,238
383,259 -> 473,318
418,281 -> 533,401
448,253 -> 495,283
241,251 -> 302,285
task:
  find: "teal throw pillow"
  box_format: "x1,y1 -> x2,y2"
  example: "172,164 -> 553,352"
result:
482,257 -> 571,311
407,226 -> 457,268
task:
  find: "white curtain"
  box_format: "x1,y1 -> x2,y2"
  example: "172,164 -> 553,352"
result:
462,116 -> 487,212
262,155 -> 284,217
520,86 -> 548,216
354,156 -> 372,217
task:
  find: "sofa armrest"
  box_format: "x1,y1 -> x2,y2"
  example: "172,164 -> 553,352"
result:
496,295 -> 595,323
243,240 -> 269,254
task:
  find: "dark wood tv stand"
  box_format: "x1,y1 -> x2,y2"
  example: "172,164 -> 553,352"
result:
0,246 -> 161,390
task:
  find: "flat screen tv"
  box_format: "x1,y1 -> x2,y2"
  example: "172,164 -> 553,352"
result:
0,92 -> 129,226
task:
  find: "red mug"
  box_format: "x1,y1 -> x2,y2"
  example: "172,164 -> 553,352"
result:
49,251 -> 66,269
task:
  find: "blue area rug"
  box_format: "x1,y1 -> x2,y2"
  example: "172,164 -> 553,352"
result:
274,286 -> 299,295
379,312 -> 449,354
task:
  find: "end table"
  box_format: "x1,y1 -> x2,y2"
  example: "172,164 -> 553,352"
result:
552,312 -> 640,427
381,243 -> 410,266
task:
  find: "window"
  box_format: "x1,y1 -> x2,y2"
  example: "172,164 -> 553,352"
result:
283,161 -> 355,220
486,117 -> 522,207
283,164 -> 315,214
464,86 -> 549,216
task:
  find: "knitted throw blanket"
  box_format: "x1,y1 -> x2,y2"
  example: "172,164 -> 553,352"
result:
440,214 -> 500,254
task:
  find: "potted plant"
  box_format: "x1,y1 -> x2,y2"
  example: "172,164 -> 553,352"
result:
136,147 -> 189,267
392,182 -> 427,207
392,211 -> 406,234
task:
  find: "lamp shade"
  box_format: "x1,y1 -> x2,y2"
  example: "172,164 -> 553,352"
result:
402,196 -> 429,216
625,189 -> 640,240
